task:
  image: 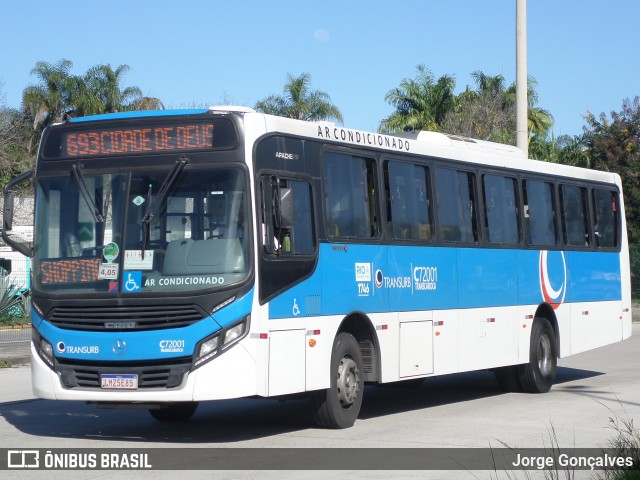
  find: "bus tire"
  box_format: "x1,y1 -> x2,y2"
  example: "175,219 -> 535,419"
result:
494,366 -> 522,392
310,332 -> 364,429
148,402 -> 199,422
519,318 -> 557,393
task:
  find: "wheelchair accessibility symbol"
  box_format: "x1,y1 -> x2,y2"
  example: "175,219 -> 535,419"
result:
123,271 -> 142,292
292,298 -> 301,316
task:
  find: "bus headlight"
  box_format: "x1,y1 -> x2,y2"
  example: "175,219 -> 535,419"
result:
192,316 -> 249,370
41,339 -> 54,361
32,329 -> 54,368
223,322 -> 246,347
199,336 -> 220,358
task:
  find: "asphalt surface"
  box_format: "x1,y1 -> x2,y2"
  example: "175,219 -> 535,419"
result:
1,322 -> 640,480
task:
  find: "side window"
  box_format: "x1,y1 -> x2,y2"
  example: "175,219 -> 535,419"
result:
435,167 -> 478,243
385,160 -> 432,240
323,152 -> 378,239
592,189 -> 619,248
261,176 -> 315,255
560,184 -> 590,247
482,174 -> 519,245
523,179 -> 557,246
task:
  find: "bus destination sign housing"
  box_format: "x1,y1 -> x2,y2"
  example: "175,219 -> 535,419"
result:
43,117 -> 237,160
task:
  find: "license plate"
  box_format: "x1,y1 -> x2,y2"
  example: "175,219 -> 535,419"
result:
101,374 -> 138,390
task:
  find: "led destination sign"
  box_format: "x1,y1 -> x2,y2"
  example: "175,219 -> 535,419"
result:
65,124 -> 214,157
45,118 -> 237,159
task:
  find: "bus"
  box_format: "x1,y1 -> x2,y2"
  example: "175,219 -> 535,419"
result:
2,107 -> 632,428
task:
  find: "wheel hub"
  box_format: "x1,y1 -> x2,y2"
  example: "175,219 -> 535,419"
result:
537,334 -> 552,377
337,356 -> 360,407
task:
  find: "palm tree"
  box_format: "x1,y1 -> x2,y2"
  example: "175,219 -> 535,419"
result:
255,73 -> 343,123
22,59 -> 74,130
506,77 -> 553,138
22,59 -> 158,153
472,71 -> 508,99
379,64 -> 456,133
83,64 -> 143,114
130,96 -> 165,111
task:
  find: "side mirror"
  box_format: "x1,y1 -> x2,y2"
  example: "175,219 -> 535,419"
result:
3,191 -> 14,231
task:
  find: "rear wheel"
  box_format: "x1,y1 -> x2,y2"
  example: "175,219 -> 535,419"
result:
519,318 -> 557,393
148,402 -> 199,422
310,332 -> 364,429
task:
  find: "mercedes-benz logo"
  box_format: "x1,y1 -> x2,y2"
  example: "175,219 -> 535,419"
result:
112,339 -> 127,355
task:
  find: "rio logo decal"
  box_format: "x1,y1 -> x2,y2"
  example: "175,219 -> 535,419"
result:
539,250 -> 567,310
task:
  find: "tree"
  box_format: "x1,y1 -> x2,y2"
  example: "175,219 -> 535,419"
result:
379,65 -> 456,133
582,97 -> 640,244
255,73 -> 343,123
441,72 -> 515,143
441,72 -> 553,146
506,77 -> 553,139
22,59 -> 74,131
82,64 -> 143,114
21,59 -> 162,153
0,83 -> 33,183
528,133 -> 588,167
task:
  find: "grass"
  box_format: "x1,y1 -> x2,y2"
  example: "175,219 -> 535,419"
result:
595,415 -> 640,479
493,414 -> 640,479
0,315 -> 30,327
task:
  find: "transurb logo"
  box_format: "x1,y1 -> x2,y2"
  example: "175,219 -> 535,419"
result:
539,250 -> 567,310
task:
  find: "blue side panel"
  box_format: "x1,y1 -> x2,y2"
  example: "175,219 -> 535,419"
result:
387,246 -> 457,311
268,244 -> 388,319
457,248 -> 518,308
267,244 -> 623,319
517,250 -> 621,305
518,250 -> 548,305
320,244 -> 388,315
35,289 -> 254,361
566,251 -> 621,302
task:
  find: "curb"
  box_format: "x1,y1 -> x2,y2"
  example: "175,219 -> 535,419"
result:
0,356 -> 30,367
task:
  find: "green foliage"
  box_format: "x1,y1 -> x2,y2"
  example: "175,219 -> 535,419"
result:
255,73 -> 343,123
583,97 -> 640,244
381,66 -> 553,145
0,276 -> 27,319
20,59 -> 163,155
379,64 -> 456,133
0,59 -> 165,181
595,415 -> 640,479
0,103 -> 33,185
631,245 -> 640,301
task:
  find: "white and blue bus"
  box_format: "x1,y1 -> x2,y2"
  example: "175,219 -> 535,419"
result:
3,107 -> 632,428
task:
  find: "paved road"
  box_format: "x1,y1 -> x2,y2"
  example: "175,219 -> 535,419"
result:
1,325 -> 640,478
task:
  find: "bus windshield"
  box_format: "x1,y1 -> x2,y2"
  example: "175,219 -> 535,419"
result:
33,166 -> 250,295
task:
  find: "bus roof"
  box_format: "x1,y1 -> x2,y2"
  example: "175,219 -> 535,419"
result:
58,107 -> 619,188
67,109 -> 209,123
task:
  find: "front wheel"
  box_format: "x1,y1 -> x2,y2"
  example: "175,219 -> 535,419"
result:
148,402 -> 199,422
518,318 -> 557,393
310,332 -> 364,429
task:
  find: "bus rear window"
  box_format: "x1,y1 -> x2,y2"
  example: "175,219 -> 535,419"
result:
593,189 -> 619,248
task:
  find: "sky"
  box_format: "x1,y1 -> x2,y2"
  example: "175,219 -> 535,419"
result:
0,0 -> 637,138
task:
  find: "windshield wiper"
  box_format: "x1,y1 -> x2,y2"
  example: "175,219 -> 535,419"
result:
141,156 -> 189,257
71,164 -> 104,223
